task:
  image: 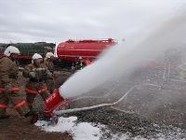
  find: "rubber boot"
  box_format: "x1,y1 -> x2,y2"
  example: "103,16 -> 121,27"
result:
0,114 -> 10,119
0,110 -> 9,120
24,110 -> 39,124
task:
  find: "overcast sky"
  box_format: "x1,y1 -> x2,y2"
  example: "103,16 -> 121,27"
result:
0,0 -> 185,43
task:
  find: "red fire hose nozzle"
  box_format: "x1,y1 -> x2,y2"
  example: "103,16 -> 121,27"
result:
44,89 -> 65,117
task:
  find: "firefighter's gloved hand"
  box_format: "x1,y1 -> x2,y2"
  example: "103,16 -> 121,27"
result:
24,110 -> 35,118
4,84 -> 12,93
46,71 -> 53,79
29,71 -> 36,78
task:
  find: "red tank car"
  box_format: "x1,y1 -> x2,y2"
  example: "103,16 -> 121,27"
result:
56,38 -> 116,64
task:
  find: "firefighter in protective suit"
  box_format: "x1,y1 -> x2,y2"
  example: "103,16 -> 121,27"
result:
23,53 -> 52,112
44,52 -> 55,94
0,46 -> 34,120
44,52 -> 54,72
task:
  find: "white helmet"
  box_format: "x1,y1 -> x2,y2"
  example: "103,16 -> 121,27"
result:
45,52 -> 54,59
4,46 -> 20,57
32,53 -> 42,60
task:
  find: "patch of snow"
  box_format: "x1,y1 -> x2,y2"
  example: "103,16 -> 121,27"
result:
35,116 -> 131,140
35,116 -> 185,140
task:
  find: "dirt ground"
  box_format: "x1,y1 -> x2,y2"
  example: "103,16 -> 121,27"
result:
0,109 -> 72,140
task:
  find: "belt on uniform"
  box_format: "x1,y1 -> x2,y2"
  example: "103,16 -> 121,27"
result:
0,87 -> 20,91
25,87 -> 48,94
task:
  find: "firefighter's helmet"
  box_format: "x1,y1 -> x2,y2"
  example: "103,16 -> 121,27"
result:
4,46 -> 20,57
32,53 -> 42,60
45,52 -> 54,59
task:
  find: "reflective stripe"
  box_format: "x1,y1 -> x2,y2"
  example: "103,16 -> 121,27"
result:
32,68 -> 46,71
0,104 -> 7,109
25,87 -> 48,94
0,87 -> 20,91
25,88 -> 38,94
14,100 -> 26,109
38,88 -> 47,93
0,87 -> 4,91
11,87 -> 20,91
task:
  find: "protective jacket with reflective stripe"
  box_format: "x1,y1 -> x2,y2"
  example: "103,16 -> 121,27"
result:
0,56 -> 19,87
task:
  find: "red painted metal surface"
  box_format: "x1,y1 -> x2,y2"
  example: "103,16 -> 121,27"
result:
56,38 -> 116,62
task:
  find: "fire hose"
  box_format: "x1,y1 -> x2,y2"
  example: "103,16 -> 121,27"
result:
54,83 -> 161,115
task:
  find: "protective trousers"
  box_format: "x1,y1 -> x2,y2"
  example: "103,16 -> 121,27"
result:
0,86 -> 30,117
46,78 -> 55,94
25,82 -> 50,111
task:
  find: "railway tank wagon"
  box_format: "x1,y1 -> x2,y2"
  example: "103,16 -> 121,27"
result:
54,38 -> 116,69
